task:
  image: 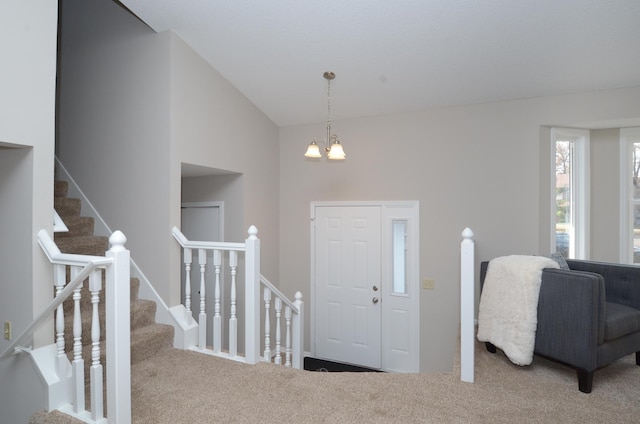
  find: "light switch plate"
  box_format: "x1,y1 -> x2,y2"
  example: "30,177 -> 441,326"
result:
422,279 -> 435,290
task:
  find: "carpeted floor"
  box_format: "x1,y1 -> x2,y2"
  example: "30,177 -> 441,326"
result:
31,338 -> 640,423
125,339 -> 639,424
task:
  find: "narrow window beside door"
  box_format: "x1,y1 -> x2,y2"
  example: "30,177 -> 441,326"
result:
392,220 -> 407,294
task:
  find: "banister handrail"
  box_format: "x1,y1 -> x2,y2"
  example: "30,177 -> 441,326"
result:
0,251 -> 112,360
260,275 -> 299,314
38,229 -> 110,267
172,226 -> 246,251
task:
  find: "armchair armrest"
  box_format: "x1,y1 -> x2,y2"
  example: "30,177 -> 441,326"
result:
535,268 -> 605,371
567,260 -> 640,310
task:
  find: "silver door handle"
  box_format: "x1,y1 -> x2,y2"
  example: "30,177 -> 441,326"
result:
372,285 -> 378,292
372,297 -> 379,304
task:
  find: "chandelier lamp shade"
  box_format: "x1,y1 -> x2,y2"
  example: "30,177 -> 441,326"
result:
304,71 -> 346,160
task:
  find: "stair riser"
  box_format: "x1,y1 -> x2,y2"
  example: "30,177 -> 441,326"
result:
54,180 -> 69,198
54,197 -> 81,217
60,277 -> 141,313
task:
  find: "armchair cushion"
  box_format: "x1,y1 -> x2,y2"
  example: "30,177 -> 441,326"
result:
605,302 -> 640,341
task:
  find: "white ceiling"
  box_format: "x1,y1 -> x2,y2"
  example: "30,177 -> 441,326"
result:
120,0 -> 640,127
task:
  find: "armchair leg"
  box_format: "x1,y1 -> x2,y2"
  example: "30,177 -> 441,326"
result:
485,342 -> 497,353
636,352 -> 640,366
577,370 -> 593,394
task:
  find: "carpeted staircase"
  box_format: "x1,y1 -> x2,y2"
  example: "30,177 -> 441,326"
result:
29,181 -> 175,423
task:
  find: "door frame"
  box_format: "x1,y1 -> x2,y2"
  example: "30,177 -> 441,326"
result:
181,201 -> 225,241
180,201 -> 225,347
310,200 -> 420,372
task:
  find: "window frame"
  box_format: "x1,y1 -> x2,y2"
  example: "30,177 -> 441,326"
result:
550,127 -> 590,259
619,127 -> 640,263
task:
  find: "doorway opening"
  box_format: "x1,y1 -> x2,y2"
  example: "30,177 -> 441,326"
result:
310,201 -> 420,372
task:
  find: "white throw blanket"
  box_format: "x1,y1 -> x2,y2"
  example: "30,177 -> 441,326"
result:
477,255 -> 559,366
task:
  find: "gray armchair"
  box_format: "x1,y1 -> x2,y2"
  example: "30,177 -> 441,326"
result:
480,259 -> 640,393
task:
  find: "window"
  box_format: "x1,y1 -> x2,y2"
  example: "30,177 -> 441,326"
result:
392,220 -> 407,294
619,127 -> 640,263
551,128 -> 590,259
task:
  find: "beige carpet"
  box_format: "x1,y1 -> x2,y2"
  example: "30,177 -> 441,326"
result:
123,340 -> 639,424
31,339 -> 640,423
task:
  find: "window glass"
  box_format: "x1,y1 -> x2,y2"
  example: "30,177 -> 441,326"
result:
552,128 -> 589,259
619,129 -> 640,263
392,220 -> 407,294
555,139 -> 573,258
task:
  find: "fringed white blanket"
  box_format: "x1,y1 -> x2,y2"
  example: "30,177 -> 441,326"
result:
477,255 -> 559,366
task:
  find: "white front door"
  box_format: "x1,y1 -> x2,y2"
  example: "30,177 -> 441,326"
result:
314,205 -> 382,369
312,201 -> 420,372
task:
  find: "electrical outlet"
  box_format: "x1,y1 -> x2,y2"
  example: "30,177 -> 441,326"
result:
422,279 -> 435,290
4,321 -> 10,340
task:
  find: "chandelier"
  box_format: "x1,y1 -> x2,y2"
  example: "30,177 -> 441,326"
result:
304,71 -> 346,160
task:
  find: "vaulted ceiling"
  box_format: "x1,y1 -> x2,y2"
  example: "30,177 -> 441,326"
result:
120,0 -> 640,127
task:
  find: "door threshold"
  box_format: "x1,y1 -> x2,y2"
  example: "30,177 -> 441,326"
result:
303,357 -> 384,373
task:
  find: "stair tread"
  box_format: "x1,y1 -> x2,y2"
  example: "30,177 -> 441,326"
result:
54,216 -> 95,238
55,235 -> 109,256
63,298 -> 158,349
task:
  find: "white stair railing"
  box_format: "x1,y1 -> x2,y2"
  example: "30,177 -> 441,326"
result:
0,229 -> 131,424
172,226 -> 304,369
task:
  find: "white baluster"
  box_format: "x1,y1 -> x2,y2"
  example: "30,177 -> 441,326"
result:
184,248 -> 192,322
71,266 -> 85,413
89,269 -> 104,421
198,249 -> 207,350
285,305 -> 292,367
54,264 -> 67,376
263,288 -> 272,361
274,297 -> 282,365
229,251 -> 238,357
292,292 -> 304,369
213,250 -> 222,354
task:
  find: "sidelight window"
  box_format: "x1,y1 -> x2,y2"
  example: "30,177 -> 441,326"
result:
392,220 -> 407,294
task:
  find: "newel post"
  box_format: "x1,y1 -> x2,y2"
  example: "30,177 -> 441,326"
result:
292,292 -> 304,369
105,231 -> 131,423
460,228 -> 475,383
244,226 -> 260,364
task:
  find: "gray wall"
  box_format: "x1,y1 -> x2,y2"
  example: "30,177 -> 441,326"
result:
278,87 -> 640,371
57,0 -> 281,307
181,174 -> 244,243
58,0 -> 173,300
169,33 -> 281,289
0,1 -> 58,422
590,128 -> 622,262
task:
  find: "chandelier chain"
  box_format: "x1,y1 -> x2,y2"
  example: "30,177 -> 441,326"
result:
326,77 -> 331,133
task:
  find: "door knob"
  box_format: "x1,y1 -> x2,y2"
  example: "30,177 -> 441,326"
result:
372,285 -> 378,292
372,297 -> 379,304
